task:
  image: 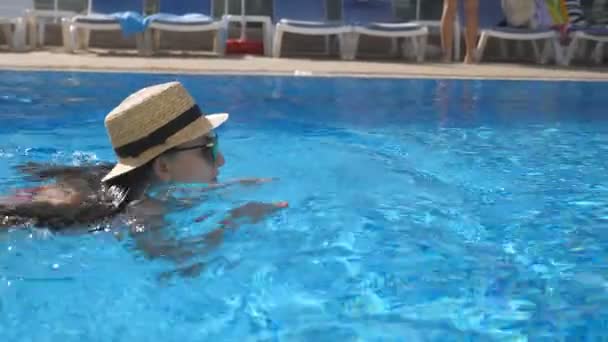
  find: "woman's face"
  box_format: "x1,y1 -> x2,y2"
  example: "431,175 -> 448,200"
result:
155,131 -> 225,184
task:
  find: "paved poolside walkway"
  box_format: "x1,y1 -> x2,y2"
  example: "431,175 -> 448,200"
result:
0,51 -> 607,81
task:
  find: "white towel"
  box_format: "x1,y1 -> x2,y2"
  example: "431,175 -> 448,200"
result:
501,0 -> 537,28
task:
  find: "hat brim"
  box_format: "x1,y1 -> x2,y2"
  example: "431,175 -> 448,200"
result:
101,113 -> 229,183
205,113 -> 229,130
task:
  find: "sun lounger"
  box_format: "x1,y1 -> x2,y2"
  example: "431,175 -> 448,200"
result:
28,0 -> 86,48
561,0 -> 608,65
272,0 -> 352,59
0,0 -> 32,51
145,0 -> 228,56
62,0 -> 146,54
343,0 -> 429,62
562,26 -> 608,65
475,0 -> 562,64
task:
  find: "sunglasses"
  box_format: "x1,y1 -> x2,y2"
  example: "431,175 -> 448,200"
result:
171,132 -> 219,163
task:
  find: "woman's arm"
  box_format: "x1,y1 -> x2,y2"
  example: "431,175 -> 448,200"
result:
125,201 -> 288,264
183,177 -> 278,192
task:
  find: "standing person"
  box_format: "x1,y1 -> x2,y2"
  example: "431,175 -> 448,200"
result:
440,0 -> 479,63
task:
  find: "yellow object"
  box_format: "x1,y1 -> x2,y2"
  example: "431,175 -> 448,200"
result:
559,0 -> 569,21
545,0 -> 569,24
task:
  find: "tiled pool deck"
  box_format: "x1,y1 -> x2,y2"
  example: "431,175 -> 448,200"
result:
1,51 -> 607,81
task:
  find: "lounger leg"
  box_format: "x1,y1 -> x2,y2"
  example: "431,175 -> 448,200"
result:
406,35 -> 426,63
37,21 -> 46,48
142,30 -> 150,55
141,30 -> 153,56
341,32 -> 358,61
593,42 -> 604,64
532,40 -> 543,64
476,31 -> 489,62
1,24 -> 11,49
564,35 -> 579,66
213,28 -> 227,56
74,28 -> 90,51
324,36 -> 331,55
390,38 -> 398,58
263,21 -> 272,57
578,39 -> 588,59
8,20 -> 18,50
401,38 -> 410,59
61,18 -> 72,52
219,26 -> 229,56
408,37 -> 419,61
16,18 -> 29,51
540,38 -> 555,64
530,40 -> 545,64
1,24 -> 7,47
154,29 -> 161,51
212,31 -> 219,55
272,27 -> 283,58
135,33 -> 145,56
516,40 -> 524,58
73,26 -> 82,51
27,16 -> 38,48
211,24 -> 223,56
419,34 -> 427,63
83,29 -> 91,50
552,37 -> 564,65
499,39 -> 508,59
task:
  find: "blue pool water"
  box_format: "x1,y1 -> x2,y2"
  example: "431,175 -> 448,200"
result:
0,70 -> 607,340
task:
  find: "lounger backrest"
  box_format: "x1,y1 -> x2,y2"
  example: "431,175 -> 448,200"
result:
273,0 -> 330,22
343,0 -> 397,24
0,0 -> 34,18
58,0 -> 88,13
159,0 -> 212,15
34,0 -> 55,11
89,0 -> 144,14
34,0 -> 89,13
34,0 -> 88,14
458,0 -> 504,28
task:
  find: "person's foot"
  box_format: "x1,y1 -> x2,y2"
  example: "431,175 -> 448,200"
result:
464,53 -> 477,64
441,52 -> 452,63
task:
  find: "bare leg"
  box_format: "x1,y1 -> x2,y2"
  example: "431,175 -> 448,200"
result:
441,0 -> 457,62
463,0 -> 479,64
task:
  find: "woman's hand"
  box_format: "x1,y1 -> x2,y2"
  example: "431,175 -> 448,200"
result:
235,177 -> 278,186
220,201 -> 288,229
192,201 -> 288,250
202,177 -> 278,191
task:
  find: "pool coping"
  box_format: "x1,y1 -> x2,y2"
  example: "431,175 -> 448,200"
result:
1,51 -> 607,82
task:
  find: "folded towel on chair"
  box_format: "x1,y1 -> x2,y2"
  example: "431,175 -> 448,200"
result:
110,11 -> 147,36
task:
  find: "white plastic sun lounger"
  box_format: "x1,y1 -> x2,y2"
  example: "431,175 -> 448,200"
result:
145,0 -> 228,56
343,0 -> 429,62
27,0 -> 85,48
62,0 -> 146,54
562,26 -> 608,65
0,0 -> 32,51
475,0 -> 562,64
272,0 -> 352,59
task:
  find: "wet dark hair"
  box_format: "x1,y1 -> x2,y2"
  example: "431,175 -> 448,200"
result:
0,158 -> 160,231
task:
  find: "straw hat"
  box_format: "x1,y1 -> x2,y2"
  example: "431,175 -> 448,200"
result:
101,81 -> 228,182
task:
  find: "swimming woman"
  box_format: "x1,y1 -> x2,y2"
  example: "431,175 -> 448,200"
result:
0,81 -> 288,266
